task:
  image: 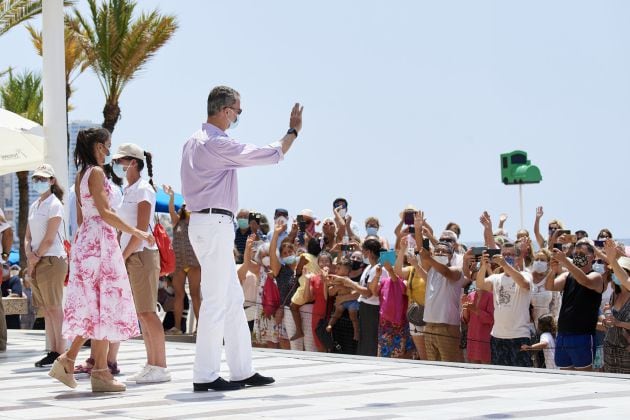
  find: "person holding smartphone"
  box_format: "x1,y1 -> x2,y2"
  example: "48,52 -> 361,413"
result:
413,211 -> 465,363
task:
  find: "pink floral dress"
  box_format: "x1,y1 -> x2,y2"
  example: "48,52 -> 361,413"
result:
62,166 -> 140,341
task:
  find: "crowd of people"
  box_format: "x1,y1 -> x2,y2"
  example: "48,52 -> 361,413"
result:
220,204 -> 630,374
1,86 -> 629,397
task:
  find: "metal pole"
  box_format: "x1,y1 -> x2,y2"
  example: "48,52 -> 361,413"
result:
42,0 -> 68,222
519,184 -> 524,230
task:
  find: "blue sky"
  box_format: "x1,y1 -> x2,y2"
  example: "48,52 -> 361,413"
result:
1,0 -> 629,243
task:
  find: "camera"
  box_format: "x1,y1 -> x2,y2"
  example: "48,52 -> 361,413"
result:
248,212 -> 262,224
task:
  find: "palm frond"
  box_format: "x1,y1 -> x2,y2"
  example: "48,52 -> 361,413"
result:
0,0 -> 74,37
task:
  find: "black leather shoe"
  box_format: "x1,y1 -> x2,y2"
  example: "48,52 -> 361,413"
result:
193,377 -> 244,392
230,372 -> 275,387
35,351 -> 60,368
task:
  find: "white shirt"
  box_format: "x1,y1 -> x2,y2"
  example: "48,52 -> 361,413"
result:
27,194 -> 65,257
489,271 -> 533,339
423,267 -> 464,325
530,278 -> 553,327
358,264 -> 380,306
540,332 -> 557,369
118,178 -> 157,254
0,208 -> 11,256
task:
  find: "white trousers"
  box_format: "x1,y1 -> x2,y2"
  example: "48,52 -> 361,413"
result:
188,213 -> 255,382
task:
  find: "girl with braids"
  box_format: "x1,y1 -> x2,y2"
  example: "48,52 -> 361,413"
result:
48,128 -> 152,393
111,143 -> 170,383
25,164 -> 68,368
162,184 -> 201,335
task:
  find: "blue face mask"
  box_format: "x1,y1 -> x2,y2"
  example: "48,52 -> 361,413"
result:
592,263 -> 605,274
32,181 -> 50,195
237,218 -> 249,230
366,227 -> 378,236
282,255 -> 297,266
112,163 -> 129,179
504,256 -> 515,267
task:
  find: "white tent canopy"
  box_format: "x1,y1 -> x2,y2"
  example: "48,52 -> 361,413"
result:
0,108 -> 45,176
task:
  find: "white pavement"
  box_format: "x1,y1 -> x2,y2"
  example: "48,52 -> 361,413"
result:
1,330 -> 629,419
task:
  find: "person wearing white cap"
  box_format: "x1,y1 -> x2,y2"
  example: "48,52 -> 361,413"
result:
25,164 -> 68,368
181,86 -> 302,391
112,143 -> 170,384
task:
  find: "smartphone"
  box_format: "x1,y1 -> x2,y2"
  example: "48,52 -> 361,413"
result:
408,226 -> 415,234
553,243 -> 563,251
594,240 -> 605,248
472,247 -> 487,257
423,238 -> 431,251
341,244 -> 351,252
557,229 -> 571,236
403,210 -> 416,226
296,215 -> 307,232
378,250 -> 397,266
486,248 -> 501,257
249,212 -> 262,223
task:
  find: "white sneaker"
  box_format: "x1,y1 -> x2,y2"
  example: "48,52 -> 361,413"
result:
135,365 -> 171,384
165,327 -> 182,335
126,364 -> 150,382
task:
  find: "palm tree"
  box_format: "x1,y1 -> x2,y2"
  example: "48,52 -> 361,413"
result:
0,0 -> 73,37
69,0 -> 177,134
0,70 -> 42,268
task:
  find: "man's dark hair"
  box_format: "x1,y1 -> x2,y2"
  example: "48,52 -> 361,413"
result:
207,86 -> 239,116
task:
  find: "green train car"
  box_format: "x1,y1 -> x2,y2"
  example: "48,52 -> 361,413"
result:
500,150 -> 542,185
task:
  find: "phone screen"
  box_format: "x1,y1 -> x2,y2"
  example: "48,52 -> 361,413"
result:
486,249 -> 501,257
404,211 -> 415,226
378,250 -> 397,266
553,243 -> 563,251
423,238 -> 431,251
472,247 -> 487,257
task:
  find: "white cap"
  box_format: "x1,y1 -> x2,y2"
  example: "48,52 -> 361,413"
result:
32,163 -> 55,178
112,143 -> 144,160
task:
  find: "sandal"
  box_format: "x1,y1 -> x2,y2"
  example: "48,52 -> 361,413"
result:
49,355 -> 77,389
108,361 -> 120,375
74,357 -> 95,375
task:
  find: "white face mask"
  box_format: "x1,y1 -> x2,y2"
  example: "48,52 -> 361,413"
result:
532,261 -> 548,273
338,208 -> 347,218
261,256 -> 271,267
434,255 -> 449,265
275,216 -> 288,226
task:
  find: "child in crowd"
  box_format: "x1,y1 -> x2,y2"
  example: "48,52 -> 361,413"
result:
521,314 -> 557,369
326,258 -> 360,341
289,238 -> 322,341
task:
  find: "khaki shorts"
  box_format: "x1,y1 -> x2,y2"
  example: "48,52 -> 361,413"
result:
32,256 -> 67,308
126,249 -> 160,314
423,323 -> 463,363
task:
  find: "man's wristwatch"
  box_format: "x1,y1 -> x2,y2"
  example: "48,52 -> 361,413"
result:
287,128 -> 298,138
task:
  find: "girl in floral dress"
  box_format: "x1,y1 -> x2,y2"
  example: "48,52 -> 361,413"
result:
48,128 -> 153,393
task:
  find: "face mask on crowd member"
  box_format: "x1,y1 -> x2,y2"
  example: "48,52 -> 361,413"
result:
572,242 -> 595,270
365,217 -> 380,237
532,251 -> 550,273
432,242 -> 453,266
592,260 -> 606,274
236,209 -> 250,231
274,208 -> 289,226
501,243 -> 518,268
349,251 -> 364,271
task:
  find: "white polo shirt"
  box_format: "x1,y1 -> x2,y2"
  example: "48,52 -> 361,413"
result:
27,194 -> 65,257
118,178 -> 158,254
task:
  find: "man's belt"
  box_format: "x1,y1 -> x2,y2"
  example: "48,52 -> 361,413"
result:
194,208 -> 234,218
